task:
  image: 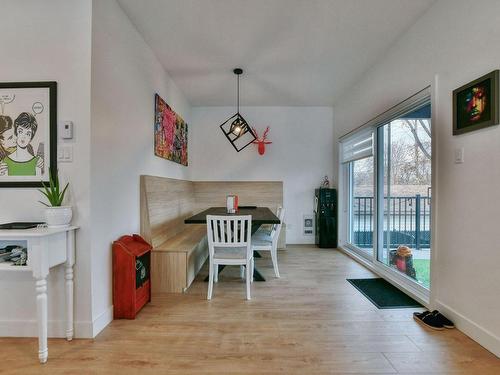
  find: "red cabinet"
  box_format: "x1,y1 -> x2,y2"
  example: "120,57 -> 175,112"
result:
112,234 -> 152,319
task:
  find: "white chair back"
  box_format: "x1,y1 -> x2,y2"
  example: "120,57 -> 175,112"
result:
206,215 -> 253,300
206,215 -> 252,258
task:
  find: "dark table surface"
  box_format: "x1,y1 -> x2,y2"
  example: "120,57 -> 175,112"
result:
184,207 -> 280,225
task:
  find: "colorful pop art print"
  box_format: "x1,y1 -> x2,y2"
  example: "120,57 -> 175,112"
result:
0,82 -> 57,188
453,70 -> 499,135
154,94 -> 188,166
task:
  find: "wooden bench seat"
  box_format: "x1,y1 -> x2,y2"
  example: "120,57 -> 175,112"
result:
155,225 -> 206,252
151,226 -> 208,293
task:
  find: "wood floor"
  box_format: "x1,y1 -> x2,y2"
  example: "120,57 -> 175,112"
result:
1,245 -> 499,374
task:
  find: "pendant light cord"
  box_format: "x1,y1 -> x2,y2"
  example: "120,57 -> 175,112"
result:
237,73 -> 240,113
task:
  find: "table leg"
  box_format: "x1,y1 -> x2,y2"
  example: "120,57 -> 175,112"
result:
36,277 -> 48,364
253,266 -> 266,281
65,231 -> 75,341
65,265 -> 74,341
204,264 -> 266,281
251,224 -> 265,281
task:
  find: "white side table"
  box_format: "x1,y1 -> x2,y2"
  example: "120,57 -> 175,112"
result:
0,226 -> 78,364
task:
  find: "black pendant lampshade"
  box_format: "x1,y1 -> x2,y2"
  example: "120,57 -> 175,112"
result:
219,68 -> 256,152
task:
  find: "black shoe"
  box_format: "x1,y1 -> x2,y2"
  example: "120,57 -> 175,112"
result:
431,310 -> 455,329
413,311 -> 444,330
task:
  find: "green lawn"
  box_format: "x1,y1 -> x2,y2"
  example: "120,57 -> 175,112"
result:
413,259 -> 430,289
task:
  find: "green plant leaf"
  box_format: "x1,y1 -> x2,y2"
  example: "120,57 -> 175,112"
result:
38,189 -> 52,202
38,168 -> 69,207
38,200 -> 51,207
58,183 -> 69,206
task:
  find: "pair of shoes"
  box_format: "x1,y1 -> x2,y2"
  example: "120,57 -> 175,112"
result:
413,310 -> 455,330
413,311 -> 444,330
430,310 -> 455,328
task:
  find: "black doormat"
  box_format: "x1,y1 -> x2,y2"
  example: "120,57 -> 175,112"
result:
347,278 -> 423,309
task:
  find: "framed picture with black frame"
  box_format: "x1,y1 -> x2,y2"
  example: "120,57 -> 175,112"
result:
453,70 -> 499,135
0,81 -> 57,188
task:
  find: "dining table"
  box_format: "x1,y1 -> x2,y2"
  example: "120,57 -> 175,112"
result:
184,206 -> 280,281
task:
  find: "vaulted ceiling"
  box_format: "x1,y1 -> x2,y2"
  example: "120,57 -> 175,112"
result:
117,0 -> 435,106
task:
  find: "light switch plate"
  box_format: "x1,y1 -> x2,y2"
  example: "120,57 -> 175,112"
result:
58,145 -> 73,162
454,147 -> 464,164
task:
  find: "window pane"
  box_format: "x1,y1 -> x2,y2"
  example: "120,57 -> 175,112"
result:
377,106 -> 431,289
350,156 -> 374,257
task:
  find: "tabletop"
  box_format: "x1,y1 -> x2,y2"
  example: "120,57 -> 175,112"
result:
0,225 -> 78,238
185,207 -> 280,225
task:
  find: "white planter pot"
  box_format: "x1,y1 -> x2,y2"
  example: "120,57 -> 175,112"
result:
45,206 -> 73,228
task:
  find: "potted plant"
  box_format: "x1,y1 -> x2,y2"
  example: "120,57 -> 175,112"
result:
38,169 -> 72,227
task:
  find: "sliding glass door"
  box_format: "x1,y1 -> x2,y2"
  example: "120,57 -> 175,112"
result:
377,104 -> 431,288
341,90 -> 432,294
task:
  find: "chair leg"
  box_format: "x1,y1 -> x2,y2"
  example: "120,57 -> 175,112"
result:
250,257 -> 254,283
214,264 -> 218,283
208,261 -> 214,300
245,260 -> 251,300
271,246 -> 280,278
240,265 -> 245,279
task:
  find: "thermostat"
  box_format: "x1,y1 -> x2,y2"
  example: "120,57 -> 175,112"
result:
61,121 -> 73,139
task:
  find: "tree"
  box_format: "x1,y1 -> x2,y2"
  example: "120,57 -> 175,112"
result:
403,119 -> 431,159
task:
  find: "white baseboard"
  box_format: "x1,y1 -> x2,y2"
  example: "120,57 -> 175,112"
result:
0,305 -> 113,339
434,300 -> 500,358
92,305 -> 113,337
0,319 -> 93,338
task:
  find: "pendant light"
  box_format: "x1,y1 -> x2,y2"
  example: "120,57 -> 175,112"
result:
219,68 -> 256,152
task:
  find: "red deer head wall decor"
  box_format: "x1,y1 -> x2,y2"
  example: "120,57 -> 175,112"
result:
252,126 -> 272,155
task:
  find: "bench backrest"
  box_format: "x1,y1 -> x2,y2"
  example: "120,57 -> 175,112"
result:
140,175 -> 285,249
140,175 -> 196,249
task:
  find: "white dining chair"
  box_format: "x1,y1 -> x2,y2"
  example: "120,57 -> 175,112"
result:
206,215 -> 253,300
251,207 -> 284,278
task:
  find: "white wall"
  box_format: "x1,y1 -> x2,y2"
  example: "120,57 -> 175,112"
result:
90,0 -> 192,334
191,106 -> 334,244
333,0 -> 500,356
0,0 -> 93,337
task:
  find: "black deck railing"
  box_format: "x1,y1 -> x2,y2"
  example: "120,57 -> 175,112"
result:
352,195 -> 431,249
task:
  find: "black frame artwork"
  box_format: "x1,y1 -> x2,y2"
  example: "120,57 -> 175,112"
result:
0,81 -> 57,188
453,70 -> 499,135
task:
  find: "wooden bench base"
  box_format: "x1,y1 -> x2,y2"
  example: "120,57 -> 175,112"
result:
150,226 -> 208,293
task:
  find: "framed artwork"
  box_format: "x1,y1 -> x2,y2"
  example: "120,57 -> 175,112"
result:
453,70 -> 499,135
0,82 -> 57,188
154,93 -> 188,166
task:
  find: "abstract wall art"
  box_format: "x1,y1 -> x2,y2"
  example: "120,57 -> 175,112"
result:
453,70 -> 499,135
154,93 -> 188,166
